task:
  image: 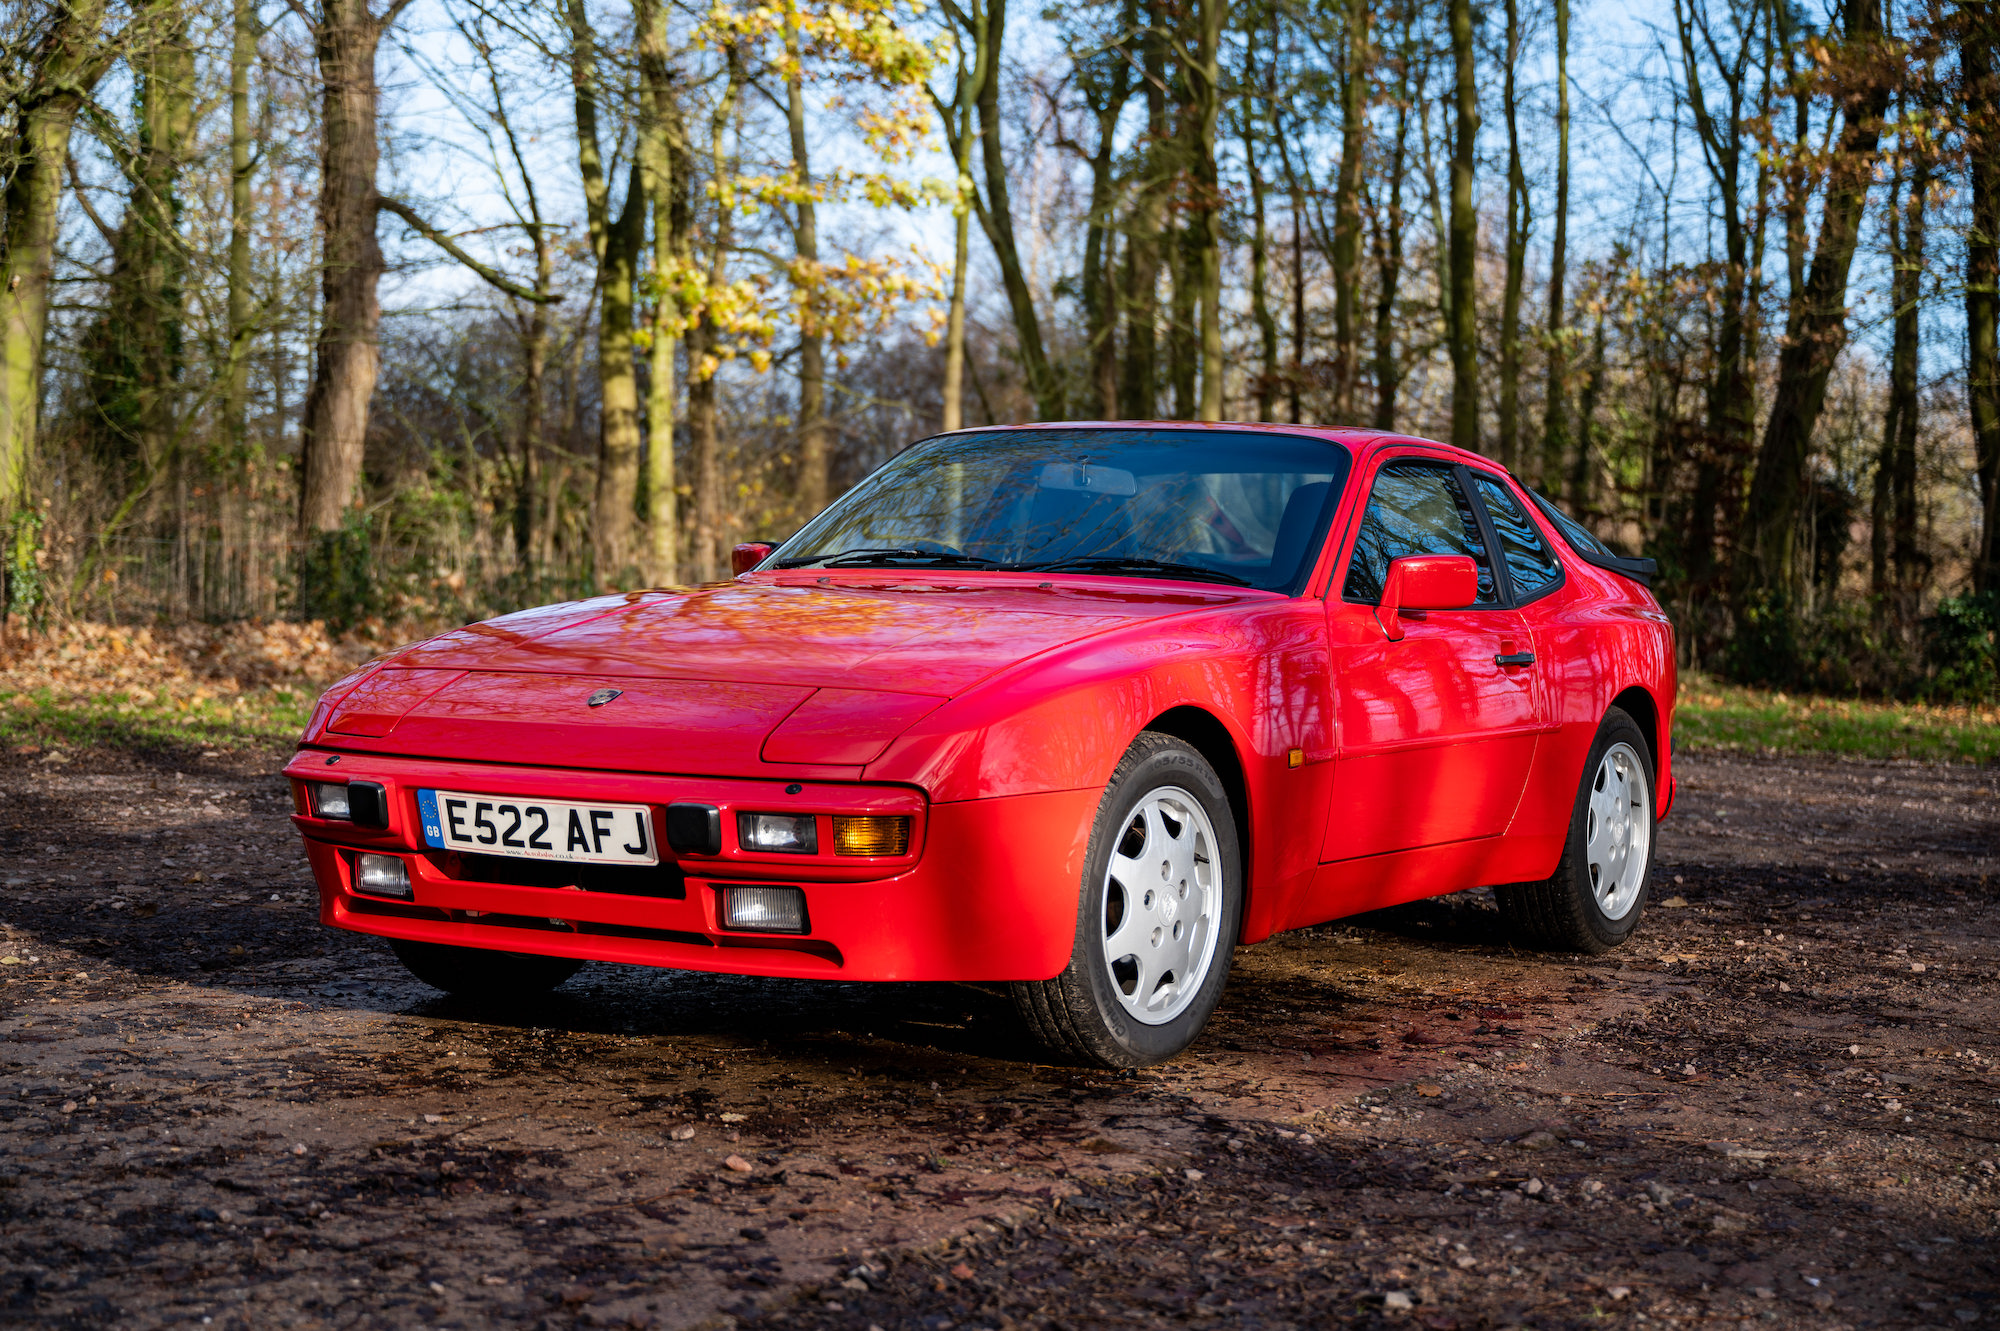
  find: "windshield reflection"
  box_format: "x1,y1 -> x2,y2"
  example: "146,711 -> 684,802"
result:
772,429 -> 1352,593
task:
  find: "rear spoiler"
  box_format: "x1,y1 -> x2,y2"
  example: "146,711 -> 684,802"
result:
1522,488 -> 1659,589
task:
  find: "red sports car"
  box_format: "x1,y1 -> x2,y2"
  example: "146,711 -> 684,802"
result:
287,424 -> 1674,1066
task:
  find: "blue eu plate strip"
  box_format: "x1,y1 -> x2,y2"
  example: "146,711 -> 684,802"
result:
416,789 -> 445,848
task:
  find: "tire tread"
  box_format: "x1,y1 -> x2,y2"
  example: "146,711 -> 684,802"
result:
1496,707 -> 1654,955
1009,731 -> 1238,1067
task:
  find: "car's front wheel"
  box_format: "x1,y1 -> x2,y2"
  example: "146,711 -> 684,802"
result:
390,938 -> 585,1001
1496,706 -> 1656,952
1012,732 -> 1243,1067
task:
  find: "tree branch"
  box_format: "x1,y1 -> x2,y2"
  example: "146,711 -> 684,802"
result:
377,197 -> 561,304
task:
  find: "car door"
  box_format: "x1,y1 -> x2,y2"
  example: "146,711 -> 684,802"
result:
1320,457 -> 1543,862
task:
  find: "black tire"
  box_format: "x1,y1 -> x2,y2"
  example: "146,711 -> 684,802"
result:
1496,706 -> 1656,954
1011,732 -> 1243,1068
390,938 -> 585,1001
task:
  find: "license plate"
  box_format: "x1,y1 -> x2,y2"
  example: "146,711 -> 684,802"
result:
417,790 -> 659,866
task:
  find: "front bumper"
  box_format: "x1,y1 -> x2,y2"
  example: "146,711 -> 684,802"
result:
285,749 -> 1097,982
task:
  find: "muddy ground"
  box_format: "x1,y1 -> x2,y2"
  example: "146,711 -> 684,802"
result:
1,740 -> 1996,1330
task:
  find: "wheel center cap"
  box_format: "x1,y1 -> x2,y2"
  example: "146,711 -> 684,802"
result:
1160,892 -> 1178,923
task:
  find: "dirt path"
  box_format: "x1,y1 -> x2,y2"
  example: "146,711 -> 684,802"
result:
2,747 -> 1996,1329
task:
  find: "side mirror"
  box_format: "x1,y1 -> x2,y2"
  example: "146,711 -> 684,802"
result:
1375,554 -> 1478,640
732,542 -> 774,576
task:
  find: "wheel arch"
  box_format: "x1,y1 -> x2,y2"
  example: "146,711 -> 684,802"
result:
1610,684 -> 1661,772
1140,705 -> 1251,912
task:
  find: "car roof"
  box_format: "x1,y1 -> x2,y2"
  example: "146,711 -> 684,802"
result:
926,420 -> 1495,469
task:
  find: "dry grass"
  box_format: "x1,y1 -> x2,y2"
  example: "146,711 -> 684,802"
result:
0,621 -> 373,759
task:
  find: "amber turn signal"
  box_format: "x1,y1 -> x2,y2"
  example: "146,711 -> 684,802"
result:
831,815 -> 911,857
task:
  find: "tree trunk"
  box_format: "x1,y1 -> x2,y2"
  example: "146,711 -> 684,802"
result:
1290,187 -> 1305,423
783,0 -> 827,514
1120,205 -> 1162,418
1497,0 -> 1527,472
936,5 -> 989,432
1875,151 -> 1925,624
298,0 -> 403,537
1539,0 -> 1569,494
690,52 -> 743,581
567,0 -> 644,584
1969,16 -> 2000,594
1080,31 -> 1131,421
594,173 -> 645,586
1330,0 -> 1367,419
88,11 -> 194,483
225,0 -> 258,454
1192,0 -> 1226,421
1567,299 -> 1608,517
1168,219 -> 1198,419
1243,77 -> 1276,422
969,0 -> 1060,419
1446,0 -> 1479,453
942,192 -> 972,430
1366,82 -> 1409,432
1674,0 -> 1759,594
0,0 -> 116,520
637,0 -> 681,584
1119,1 -> 1169,421
1736,0 -> 1889,602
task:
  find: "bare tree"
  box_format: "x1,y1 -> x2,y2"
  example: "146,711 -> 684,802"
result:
1735,0 -> 1890,605
1,0 -> 124,523
1445,0 -> 1478,451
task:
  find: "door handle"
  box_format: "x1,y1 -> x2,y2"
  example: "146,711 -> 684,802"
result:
1494,651 -> 1536,667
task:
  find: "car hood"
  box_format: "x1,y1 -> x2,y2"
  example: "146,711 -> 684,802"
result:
309,577 -> 1254,775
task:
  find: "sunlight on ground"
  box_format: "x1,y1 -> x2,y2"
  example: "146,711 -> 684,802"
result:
1677,672 -> 2000,765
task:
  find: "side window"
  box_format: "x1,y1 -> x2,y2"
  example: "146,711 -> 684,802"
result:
1469,472 -> 1564,599
1341,462 -> 1499,607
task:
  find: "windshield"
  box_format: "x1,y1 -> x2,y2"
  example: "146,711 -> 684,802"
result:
769,429 -> 1351,593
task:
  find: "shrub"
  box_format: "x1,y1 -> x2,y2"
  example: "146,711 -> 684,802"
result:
1922,592 -> 1999,704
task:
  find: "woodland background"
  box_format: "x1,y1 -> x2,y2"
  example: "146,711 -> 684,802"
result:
1,0 -> 1998,701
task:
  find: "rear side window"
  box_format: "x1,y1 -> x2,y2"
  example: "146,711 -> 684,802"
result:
1342,462 -> 1499,607
1469,472 -> 1563,599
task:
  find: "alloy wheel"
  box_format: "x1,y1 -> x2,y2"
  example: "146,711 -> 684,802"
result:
1100,786 -> 1221,1025
1585,741 -> 1652,921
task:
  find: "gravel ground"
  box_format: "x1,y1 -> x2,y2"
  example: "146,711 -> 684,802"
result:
0,743 -> 1996,1330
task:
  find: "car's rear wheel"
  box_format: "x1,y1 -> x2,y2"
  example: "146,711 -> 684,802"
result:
390,938 -> 585,1001
1496,706 -> 1656,953
1012,732 -> 1242,1067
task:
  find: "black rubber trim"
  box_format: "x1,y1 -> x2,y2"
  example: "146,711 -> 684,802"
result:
1521,487 -> 1658,588
1461,466 -> 1568,608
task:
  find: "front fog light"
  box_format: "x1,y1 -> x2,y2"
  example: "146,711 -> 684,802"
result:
737,811 -> 817,854
355,853 -> 411,898
311,782 -> 352,820
721,885 -> 807,934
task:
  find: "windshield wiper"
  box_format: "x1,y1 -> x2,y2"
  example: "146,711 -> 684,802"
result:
1020,556 -> 1250,586
774,547 -> 1002,569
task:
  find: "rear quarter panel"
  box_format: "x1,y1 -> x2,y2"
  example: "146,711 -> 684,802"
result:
1509,560 -> 1677,873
